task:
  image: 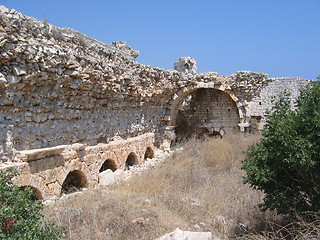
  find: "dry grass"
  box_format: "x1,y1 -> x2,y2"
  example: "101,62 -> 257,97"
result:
44,134 -> 283,240
238,213 -> 320,240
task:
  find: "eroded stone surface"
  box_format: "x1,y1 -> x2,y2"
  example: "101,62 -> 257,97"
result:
0,5 -> 311,199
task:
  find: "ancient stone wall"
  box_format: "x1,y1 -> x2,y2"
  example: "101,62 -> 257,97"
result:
3,133 -> 154,200
0,5 -> 179,161
0,5 -> 311,160
0,4 -> 312,199
245,77 -> 310,130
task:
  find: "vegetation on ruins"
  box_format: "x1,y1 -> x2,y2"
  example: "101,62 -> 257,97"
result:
242,81 -> 320,215
0,168 -> 65,240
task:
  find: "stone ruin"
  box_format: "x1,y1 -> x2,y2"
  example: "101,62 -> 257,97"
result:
174,57 -> 198,74
0,5 -> 311,199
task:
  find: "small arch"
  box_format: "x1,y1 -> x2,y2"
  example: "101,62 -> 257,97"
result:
99,159 -> 117,172
125,152 -> 138,170
20,186 -> 43,200
144,147 -> 154,160
61,170 -> 87,195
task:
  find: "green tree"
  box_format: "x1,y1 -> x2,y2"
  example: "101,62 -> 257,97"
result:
0,168 -> 65,240
242,81 -> 320,215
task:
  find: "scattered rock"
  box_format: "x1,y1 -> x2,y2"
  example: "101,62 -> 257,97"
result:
13,66 -> 26,76
193,224 -> 201,230
7,75 -> 20,84
144,199 -> 154,205
98,169 -> 115,186
0,76 -> 7,87
174,57 -> 197,74
157,228 -> 214,240
131,217 -> 145,225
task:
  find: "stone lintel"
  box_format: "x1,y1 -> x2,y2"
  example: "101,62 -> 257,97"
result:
15,145 -> 67,162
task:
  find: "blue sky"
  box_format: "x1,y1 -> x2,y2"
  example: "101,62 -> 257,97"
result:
1,0 -> 319,79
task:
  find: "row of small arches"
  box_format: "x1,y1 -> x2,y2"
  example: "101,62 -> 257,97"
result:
100,147 -> 154,172
21,147 -> 155,200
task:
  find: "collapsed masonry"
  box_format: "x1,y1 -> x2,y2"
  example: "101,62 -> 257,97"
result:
0,5 -> 311,199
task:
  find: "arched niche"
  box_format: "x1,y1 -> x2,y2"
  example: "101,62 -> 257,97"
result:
61,170 -> 88,195
125,152 -> 138,170
144,147 -> 154,160
99,159 -> 117,172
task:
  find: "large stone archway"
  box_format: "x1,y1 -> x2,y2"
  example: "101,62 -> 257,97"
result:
164,83 -> 246,145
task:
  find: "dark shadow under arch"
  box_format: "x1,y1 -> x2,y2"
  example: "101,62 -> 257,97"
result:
144,147 -> 154,160
99,159 -> 117,172
61,170 -> 87,195
125,152 -> 138,170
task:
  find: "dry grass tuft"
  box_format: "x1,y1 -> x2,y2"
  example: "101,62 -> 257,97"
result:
44,134 -> 285,239
238,212 -> 320,240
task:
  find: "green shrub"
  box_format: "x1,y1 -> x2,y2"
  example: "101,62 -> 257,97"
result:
0,168 -> 65,240
242,81 -> 320,215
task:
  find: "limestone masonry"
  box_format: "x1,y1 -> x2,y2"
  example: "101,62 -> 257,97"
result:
0,5 -> 311,199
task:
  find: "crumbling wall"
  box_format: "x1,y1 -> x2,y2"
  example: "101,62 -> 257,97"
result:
0,5 -> 182,161
0,5 -> 311,162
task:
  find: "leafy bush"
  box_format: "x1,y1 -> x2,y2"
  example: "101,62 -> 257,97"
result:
242,81 -> 320,215
0,168 -> 65,240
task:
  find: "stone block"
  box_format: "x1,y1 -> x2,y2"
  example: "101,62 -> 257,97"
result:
98,169 -> 115,186
45,169 -> 57,184
13,66 -> 26,76
47,181 -> 61,196
85,153 -> 99,165
56,168 -> 68,185
157,228 -> 213,240
174,57 -> 197,74
7,75 -> 20,84
15,145 -> 66,162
